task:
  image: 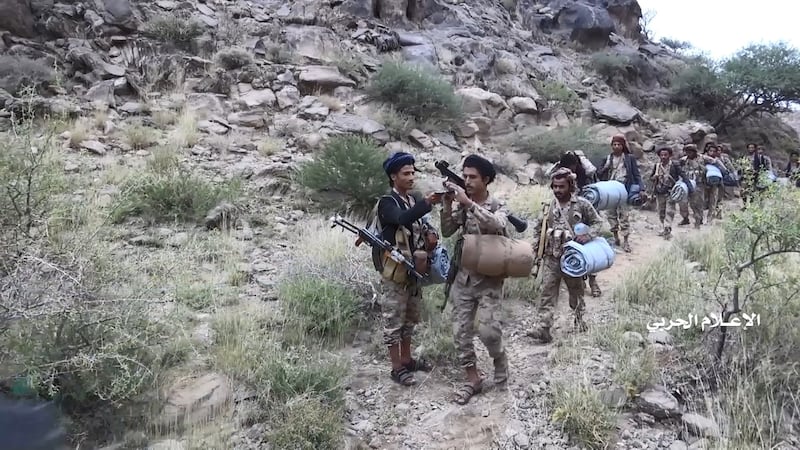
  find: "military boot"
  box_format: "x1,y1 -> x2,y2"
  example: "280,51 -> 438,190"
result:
663,226 -> 672,240
678,218 -> 690,226
493,352 -> 509,389
526,326 -> 553,343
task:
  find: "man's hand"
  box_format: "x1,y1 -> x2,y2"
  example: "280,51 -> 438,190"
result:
444,181 -> 471,206
426,192 -> 443,205
574,234 -> 591,244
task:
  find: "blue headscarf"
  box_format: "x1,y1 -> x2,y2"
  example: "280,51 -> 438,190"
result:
383,152 -> 415,175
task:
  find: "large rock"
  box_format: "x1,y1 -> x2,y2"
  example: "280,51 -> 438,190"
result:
297,66 -> 356,95
637,389 -> 681,419
520,0 -> 643,47
455,87 -> 508,117
0,0 -> 36,37
592,98 -> 640,124
160,373 -> 232,428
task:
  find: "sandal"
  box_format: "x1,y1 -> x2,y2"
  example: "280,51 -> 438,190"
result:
391,367 -> 416,386
590,282 -> 602,298
623,242 -> 632,253
404,357 -> 433,372
453,382 -> 483,405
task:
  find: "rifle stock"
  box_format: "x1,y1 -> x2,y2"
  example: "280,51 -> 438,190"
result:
330,215 -> 424,279
434,160 -> 529,233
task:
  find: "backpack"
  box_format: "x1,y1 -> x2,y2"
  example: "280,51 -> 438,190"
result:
365,195 -> 449,286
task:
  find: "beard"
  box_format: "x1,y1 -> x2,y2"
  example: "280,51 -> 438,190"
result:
554,191 -> 570,201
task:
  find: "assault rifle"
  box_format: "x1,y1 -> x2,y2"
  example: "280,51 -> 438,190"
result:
434,160 -> 529,233
329,214 -> 424,279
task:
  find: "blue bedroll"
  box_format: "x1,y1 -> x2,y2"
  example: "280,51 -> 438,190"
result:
723,171 -> 739,187
670,180 -> 689,203
705,164 -> 723,186
0,397 -> 68,450
419,245 -> 450,287
560,238 -> 616,278
627,184 -> 644,206
579,180 -> 627,211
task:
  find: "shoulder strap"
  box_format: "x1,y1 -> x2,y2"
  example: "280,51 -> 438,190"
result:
367,195 -> 400,230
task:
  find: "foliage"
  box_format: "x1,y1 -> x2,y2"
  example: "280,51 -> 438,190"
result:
144,15 -> 203,48
551,381 -> 616,449
508,125 -> 608,164
660,38 -> 693,51
278,276 -> 362,345
295,134 -> 387,212
671,42 -> 800,130
110,160 -> 242,225
534,79 -> 581,114
0,56 -> 55,96
365,61 -> 463,125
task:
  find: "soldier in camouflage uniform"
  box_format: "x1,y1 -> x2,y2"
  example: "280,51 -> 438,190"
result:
441,154 -> 510,405
596,135 -> 642,253
704,144 -> 737,220
647,146 -> 692,240
526,168 -> 603,344
679,144 -> 725,229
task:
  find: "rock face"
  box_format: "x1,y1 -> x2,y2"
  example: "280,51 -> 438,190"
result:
520,0 -> 643,47
0,0 -> 36,37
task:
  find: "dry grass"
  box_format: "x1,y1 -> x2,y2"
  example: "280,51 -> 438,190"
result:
551,377 -> 617,449
168,108 -> 199,149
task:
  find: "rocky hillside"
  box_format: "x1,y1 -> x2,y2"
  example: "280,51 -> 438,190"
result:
1,0 -> 799,449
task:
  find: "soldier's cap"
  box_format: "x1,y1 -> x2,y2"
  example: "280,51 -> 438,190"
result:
550,167 -> 577,182
683,144 -> 698,152
383,152 -> 416,175
656,145 -> 673,155
463,154 -> 496,183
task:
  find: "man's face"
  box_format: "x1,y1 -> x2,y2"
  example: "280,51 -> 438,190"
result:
391,165 -> 415,191
686,150 -> 697,159
552,178 -> 570,201
658,150 -> 670,163
611,142 -> 624,154
462,167 -> 486,196
758,146 -> 765,154
793,153 -> 800,163
747,144 -> 756,154
710,147 -> 720,158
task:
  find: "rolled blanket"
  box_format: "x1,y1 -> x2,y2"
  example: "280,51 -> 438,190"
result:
706,164 -> 723,186
560,237 -> 616,278
579,180 -> 627,211
627,184 -> 643,206
670,181 -> 688,203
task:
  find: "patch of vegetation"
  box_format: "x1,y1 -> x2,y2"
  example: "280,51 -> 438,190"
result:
0,55 -> 55,96
123,122 -> 158,150
214,47 -> 254,70
534,79 -> 581,113
278,276 -> 362,345
295,134 -> 387,212
646,106 -> 690,123
366,60 -> 463,126
551,380 -> 616,449
268,394 -> 345,449
416,288 -> 458,365
507,125 -> 608,164
110,158 -> 242,225
144,15 -> 203,48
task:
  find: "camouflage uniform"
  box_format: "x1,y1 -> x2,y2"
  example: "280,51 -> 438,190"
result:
604,154 -> 631,237
528,194 -> 603,340
649,161 -> 680,234
441,195 -> 509,378
679,154 -> 720,228
380,196 -> 428,346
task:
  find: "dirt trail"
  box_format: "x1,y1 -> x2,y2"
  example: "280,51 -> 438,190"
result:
344,208 -> 706,450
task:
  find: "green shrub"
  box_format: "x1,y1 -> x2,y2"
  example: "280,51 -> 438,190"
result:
214,47 -> 254,70
279,276 -> 361,345
110,166 -> 242,225
365,61 -> 462,124
510,125 -> 608,164
551,381 -> 616,449
295,134 -> 387,211
0,55 -> 55,96
534,79 -> 581,113
144,15 -> 203,47
268,395 -> 345,450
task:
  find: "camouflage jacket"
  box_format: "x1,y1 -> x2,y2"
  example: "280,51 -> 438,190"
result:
680,154 -> 723,186
532,194 -> 602,259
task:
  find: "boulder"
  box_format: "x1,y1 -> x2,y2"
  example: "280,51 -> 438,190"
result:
297,66 -> 356,95
0,0 -> 36,37
592,98 -> 640,124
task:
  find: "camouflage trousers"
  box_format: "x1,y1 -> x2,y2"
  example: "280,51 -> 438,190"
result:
685,187 -> 705,224
450,272 -> 505,369
606,202 -> 630,237
537,256 -> 585,329
380,278 -> 421,346
655,194 -> 676,228
704,185 -> 722,220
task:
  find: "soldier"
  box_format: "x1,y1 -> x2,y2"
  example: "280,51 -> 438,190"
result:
647,146 -> 692,240
740,142 -> 769,209
377,152 -> 442,386
705,144 -> 736,220
596,135 -> 642,253
440,154 -> 510,405
526,168 -> 603,344
679,144 -> 723,229
555,151 -> 602,297
785,151 -> 800,187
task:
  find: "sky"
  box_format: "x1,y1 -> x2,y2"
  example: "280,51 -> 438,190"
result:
636,0 -> 800,61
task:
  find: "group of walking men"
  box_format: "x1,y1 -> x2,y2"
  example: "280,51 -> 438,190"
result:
371,135 -> 787,405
